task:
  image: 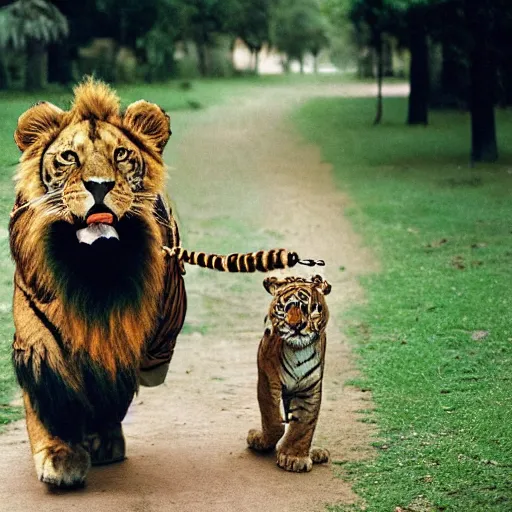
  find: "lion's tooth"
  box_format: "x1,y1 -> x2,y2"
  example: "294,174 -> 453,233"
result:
76,224 -> 119,245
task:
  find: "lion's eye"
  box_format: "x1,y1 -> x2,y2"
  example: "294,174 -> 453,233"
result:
114,147 -> 129,162
58,150 -> 79,165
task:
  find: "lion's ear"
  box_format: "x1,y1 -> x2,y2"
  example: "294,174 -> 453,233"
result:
14,101 -> 63,152
123,100 -> 171,153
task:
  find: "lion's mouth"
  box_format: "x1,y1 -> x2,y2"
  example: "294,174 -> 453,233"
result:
76,208 -> 120,245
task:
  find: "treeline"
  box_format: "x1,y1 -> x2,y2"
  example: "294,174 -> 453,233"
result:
0,0 -> 510,162
326,0 -> 512,162
0,0 -> 330,88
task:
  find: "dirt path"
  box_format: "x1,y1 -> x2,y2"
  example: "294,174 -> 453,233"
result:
0,82 -> 407,512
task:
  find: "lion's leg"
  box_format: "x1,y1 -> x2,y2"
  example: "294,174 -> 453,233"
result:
276,386 -> 328,472
87,423 -> 126,466
247,369 -> 285,451
23,392 -> 90,488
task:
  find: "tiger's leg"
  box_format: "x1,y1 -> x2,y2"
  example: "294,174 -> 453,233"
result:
23,392 -> 90,487
276,384 -> 329,472
247,369 -> 285,451
87,423 -> 126,466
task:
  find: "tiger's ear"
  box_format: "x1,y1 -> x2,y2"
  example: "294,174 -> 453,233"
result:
14,101 -> 63,152
312,275 -> 332,295
263,277 -> 280,295
123,100 -> 171,153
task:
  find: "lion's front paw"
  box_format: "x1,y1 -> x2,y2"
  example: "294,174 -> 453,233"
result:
247,429 -> 278,452
34,443 -> 90,488
87,424 -> 126,466
276,452 -> 313,473
310,447 -> 330,464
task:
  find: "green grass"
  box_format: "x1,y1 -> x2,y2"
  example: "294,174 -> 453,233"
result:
295,98 -> 512,511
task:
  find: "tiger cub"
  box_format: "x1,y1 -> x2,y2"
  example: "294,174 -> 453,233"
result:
247,275 -> 331,472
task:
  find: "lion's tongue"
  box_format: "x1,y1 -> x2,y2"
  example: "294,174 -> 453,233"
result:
87,212 -> 114,225
76,223 -> 119,245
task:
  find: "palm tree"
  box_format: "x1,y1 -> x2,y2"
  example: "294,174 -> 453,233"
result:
0,0 -> 68,90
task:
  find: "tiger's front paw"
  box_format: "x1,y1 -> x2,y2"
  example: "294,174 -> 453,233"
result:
276,452 -> 313,473
34,443 -> 90,488
247,429 -> 279,452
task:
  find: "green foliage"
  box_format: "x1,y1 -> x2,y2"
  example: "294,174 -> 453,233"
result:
272,0 -> 330,67
231,0 -> 272,53
295,96 -> 512,511
0,0 -> 68,49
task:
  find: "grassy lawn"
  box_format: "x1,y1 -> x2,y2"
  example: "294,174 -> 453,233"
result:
295,98 -> 512,511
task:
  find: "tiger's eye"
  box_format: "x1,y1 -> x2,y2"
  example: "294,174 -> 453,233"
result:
114,147 -> 129,162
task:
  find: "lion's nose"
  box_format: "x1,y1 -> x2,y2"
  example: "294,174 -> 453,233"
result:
83,179 -> 115,204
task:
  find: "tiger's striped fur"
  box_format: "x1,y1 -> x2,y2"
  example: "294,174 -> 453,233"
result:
247,275 -> 331,472
162,246 -> 299,273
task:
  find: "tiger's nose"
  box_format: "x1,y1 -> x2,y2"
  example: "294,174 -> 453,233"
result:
286,305 -> 303,327
83,179 -> 115,204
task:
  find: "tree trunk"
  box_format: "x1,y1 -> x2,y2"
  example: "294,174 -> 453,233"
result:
48,43 -> 74,84
25,39 -> 47,91
382,38 -> 393,77
407,8 -> 429,125
465,0 -> 498,162
196,40 -> 208,77
313,52 -> 318,74
254,49 -> 260,75
0,54 -> 10,90
299,56 -> 304,74
281,56 -> 290,73
374,33 -> 383,125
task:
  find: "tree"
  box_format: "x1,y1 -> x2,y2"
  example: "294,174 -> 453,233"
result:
464,0 -> 498,162
272,0 -> 330,74
308,11 -> 330,73
349,0 -> 390,124
405,3 -> 430,125
347,0 -> 436,125
232,0 -> 272,74
0,0 -> 68,90
182,0 -> 239,77
135,0 -> 191,82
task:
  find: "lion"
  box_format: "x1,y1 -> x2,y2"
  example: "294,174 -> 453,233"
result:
9,78 -> 186,487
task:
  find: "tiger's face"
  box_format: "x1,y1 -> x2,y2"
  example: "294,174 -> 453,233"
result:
264,275 -> 331,349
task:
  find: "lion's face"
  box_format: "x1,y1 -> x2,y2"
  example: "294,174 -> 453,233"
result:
10,79 -> 169,326
14,81 -> 171,248
43,121 -> 145,220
